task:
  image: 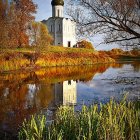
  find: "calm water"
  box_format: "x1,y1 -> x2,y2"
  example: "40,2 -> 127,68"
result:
0,61 -> 140,138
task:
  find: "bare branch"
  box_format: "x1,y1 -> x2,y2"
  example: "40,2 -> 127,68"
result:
66,0 -> 140,48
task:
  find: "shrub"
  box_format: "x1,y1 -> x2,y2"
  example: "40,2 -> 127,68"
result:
77,40 -> 95,50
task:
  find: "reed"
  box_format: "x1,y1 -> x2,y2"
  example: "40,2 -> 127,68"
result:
18,115 -> 47,140
18,97 -> 140,140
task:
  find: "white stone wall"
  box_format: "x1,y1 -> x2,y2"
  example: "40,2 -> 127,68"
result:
46,18 -> 63,46
62,19 -> 76,47
46,18 -> 76,47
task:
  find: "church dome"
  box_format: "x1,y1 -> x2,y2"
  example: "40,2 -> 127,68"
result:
51,0 -> 64,6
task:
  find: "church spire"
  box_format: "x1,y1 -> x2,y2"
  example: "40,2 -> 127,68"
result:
51,0 -> 64,17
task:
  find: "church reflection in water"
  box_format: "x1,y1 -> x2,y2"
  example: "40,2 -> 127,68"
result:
0,63 -> 125,136
26,79 -> 77,110
54,80 -> 77,106
0,80 -> 77,136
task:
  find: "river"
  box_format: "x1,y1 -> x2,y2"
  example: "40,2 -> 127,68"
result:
0,60 -> 140,139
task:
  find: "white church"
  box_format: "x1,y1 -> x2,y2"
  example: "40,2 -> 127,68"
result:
42,0 -> 76,47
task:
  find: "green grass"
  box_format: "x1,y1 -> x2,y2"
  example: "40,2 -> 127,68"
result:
18,97 -> 140,140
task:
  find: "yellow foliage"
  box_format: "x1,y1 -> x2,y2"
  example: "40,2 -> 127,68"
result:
77,40 -> 95,50
31,22 -> 53,49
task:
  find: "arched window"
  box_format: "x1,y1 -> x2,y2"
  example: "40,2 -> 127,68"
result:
51,25 -> 53,32
58,24 -> 61,31
58,9 -> 60,17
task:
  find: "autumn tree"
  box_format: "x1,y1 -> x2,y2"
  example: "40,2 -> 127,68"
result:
110,48 -> 124,55
66,0 -> 140,48
31,22 -> 53,49
0,0 -> 37,48
12,0 -> 37,48
77,40 -> 94,50
25,22 -> 53,65
0,0 -> 10,48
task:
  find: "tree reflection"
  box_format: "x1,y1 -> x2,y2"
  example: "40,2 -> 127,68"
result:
131,61 -> 140,72
0,63 -> 126,134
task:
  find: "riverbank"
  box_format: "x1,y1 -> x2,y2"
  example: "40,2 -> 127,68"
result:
0,46 -> 115,72
100,49 -> 140,61
115,55 -> 140,61
19,97 -> 140,140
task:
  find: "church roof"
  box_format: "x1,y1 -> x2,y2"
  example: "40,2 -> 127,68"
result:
51,0 -> 64,6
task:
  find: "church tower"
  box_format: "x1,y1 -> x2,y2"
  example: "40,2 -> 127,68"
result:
51,0 -> 64,17
44,0 -> 76,47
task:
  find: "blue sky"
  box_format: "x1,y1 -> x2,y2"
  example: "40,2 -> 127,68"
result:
33,0 -> 118,50
33,0 -> 52,21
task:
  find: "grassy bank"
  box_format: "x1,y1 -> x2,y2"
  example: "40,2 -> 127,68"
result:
100,49 -> 140,61
0,46 -> 115,72
18,97 -> 140,140
115,55 -> 140,61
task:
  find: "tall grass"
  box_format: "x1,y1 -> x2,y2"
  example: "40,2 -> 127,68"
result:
19,97 -> 140,140
19,115 -> 47,140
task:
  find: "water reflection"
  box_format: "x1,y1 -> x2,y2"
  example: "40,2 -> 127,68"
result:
54,80 -> 77,106
0,62 -> 139,137
0,64 -> 113,134
131,61 -> 140,72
